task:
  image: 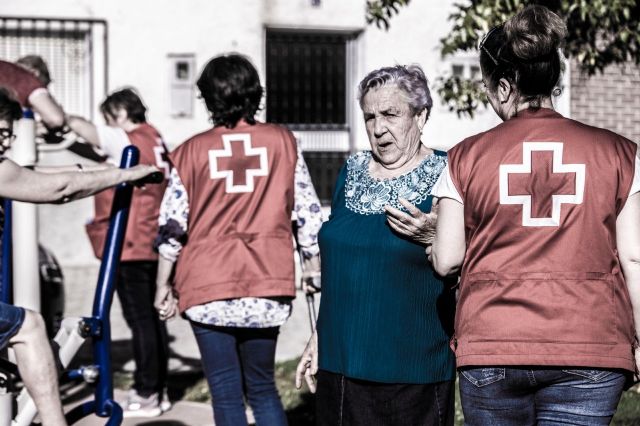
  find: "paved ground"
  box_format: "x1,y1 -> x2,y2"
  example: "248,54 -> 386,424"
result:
59,264 -> 317,425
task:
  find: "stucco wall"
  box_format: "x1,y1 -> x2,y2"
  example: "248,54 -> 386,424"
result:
0,0 -> 499,273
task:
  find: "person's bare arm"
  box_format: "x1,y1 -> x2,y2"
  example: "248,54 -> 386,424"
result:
65,115 -> 100,147
0,157 -> 157,204
617,191 -> 640,374
34,163 -> 114,173
295,330 -> 318,393
27,90 -> 65,129
10,310 -> 67,426
429,197 -> 466,276
154,255 -> 178,320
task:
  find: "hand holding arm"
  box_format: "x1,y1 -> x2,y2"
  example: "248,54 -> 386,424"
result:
384,198 -> 439,245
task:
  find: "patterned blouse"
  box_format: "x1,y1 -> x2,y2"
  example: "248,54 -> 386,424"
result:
156,144 -> 323,328
344,151 -> 447,215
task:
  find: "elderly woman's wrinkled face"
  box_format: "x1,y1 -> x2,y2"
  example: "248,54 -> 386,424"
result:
362,85 -> 424,169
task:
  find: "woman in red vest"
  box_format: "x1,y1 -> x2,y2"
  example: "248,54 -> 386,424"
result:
430,5 -> 640,425
153,54 -> 322,426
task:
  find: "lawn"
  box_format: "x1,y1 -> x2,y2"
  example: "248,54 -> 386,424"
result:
114,358 -> 640,425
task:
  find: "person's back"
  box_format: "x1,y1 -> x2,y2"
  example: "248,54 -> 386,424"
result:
430,5 -> 640,425
448,107 -> 637,370
88,122 -> 168,260
169,120 -> 298,310
154,53 -> 322,426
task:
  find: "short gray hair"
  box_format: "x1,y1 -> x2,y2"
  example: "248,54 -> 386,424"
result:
358,64 -> 432,116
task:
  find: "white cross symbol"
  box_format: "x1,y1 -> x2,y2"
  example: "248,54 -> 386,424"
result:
153,138 -> 170,177
499,142 -> 585,227
208,133 -> 268,193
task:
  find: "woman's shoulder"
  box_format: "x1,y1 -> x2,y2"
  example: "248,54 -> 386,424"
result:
172,128 -> 217,156
251,121 -> 294,136
345,150 -> 371,171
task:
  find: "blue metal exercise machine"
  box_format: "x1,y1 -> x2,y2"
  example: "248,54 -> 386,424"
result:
0,145 -> 162,425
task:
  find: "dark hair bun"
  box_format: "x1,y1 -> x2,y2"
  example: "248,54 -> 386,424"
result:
504,5 -> 567,61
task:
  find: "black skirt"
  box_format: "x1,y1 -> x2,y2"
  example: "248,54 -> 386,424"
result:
315,369 -> 455,426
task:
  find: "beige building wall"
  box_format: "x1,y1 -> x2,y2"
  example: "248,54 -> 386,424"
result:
0,0 -> 499,280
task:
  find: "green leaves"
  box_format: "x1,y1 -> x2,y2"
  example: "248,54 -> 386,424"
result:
436,75 -> 489,118
365,0 -> 411,30
437,0 -> 640,116
365,0 -> 640,117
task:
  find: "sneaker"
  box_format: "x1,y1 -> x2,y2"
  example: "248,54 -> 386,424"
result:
121,389 -> 163,418
160,387 -> 172,412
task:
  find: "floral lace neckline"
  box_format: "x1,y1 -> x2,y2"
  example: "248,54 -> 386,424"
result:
344,150 -> 447,215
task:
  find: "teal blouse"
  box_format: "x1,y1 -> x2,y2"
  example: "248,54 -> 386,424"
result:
317,150 -> 456,384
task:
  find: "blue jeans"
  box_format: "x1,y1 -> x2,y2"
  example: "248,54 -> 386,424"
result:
190,322 -> 287,426
0,301 -> 24,350
459,367 -> 627,425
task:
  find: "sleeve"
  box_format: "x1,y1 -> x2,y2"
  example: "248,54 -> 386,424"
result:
430,163 -> 464,204
8,63 -> 45,106
293,143 -> 323,259
154,168 -> 189,262
629,155 -> 640,197
95,125 -> 130,164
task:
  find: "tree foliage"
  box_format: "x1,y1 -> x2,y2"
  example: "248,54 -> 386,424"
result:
367,0 -> 640,117
438,0 -> 640,117
365,0 -> 411,30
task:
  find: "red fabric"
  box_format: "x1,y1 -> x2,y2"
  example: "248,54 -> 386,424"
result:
448,108 -> 638,371
0,60 -> 45,107
169,121 -> 297,312
86,123 -> 169,261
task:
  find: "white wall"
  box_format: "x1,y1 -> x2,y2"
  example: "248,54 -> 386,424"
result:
265,0 -> 500,151
0,0 -> 499,270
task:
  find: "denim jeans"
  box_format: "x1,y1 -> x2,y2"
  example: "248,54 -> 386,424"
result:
0,301 -> 24,349
315,369 -> 455,426
459,366 -> 627,425
116,261 -> 168,396
190,322 -> 287,426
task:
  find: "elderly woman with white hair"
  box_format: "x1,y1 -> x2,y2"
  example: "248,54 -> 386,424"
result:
296,64 -> 456,425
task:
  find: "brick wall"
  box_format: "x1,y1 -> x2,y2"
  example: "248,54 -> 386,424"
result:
570,59 -> 640,143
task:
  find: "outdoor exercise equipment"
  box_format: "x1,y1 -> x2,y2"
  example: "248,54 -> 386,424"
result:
0,144 -> 163,425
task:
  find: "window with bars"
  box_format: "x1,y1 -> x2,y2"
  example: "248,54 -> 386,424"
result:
302,150 -> 350,205
266,29 -> 359,205
0,17 -> 107,119
266,30 -> 351,129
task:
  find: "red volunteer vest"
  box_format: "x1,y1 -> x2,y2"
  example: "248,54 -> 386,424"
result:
86,123 -> 169,261
448,108 -> 638,371
170,121 -> 297,311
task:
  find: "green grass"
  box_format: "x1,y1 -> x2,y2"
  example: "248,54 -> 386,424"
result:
114,360 -> 640,425
613,387 -> 640,426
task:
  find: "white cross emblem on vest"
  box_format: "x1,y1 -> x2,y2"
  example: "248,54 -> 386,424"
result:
499,142 -> 585,227
208,133 -> 268,193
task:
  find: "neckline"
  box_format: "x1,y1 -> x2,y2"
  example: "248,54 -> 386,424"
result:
365,150 -> 437,182
511,107 -> 562,120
